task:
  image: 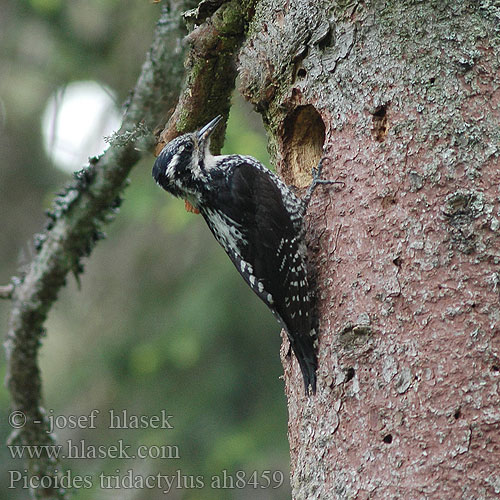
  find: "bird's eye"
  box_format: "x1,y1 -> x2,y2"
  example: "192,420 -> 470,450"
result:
184,142 -> 194,152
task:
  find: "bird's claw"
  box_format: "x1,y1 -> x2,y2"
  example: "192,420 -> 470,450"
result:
303,158 -> 343,210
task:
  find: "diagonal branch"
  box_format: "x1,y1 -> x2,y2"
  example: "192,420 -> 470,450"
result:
156,0 -> 256,154
4,3 -> 189,499
4,0 -> 257,498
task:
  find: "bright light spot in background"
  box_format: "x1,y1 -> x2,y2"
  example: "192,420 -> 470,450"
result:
42,80 -> 122,173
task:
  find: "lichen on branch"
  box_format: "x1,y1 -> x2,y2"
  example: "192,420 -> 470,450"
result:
5,1 -> 258,497
4,3 -> 188,499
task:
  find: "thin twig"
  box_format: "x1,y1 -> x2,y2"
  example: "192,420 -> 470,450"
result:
0,284 -> 14,299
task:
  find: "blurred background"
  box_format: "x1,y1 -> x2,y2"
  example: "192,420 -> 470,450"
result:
0,1 -> 291,498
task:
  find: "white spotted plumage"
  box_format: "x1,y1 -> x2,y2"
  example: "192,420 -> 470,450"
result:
153,116 -> 320,394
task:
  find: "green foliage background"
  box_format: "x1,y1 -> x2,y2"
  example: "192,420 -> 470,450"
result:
0,1 -> 290,498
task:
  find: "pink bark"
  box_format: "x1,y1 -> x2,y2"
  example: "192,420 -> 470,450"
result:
240,1 -> 500,498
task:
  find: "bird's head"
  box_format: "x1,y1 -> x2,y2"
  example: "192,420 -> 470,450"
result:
152,115 -> 222,197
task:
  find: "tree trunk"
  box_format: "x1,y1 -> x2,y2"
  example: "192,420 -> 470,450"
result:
239,1 -> 500,498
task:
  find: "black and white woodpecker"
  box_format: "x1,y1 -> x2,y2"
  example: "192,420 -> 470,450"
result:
153,115 -> 332,394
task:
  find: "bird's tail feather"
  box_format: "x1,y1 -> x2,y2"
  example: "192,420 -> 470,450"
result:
289,333 -> 317,395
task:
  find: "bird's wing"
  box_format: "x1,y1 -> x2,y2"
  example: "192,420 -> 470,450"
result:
205,161 -> 312,337
203,160 -> 317,392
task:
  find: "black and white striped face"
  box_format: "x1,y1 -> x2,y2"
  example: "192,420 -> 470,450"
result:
152,116 -> 223,199
152,134 -> 201,197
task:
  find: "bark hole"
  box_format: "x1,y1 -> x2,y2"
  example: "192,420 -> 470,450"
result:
371,104 -> 389,142
383,434 -> 393,444
283,105 -> 325,188
345,367 -> 355,382
454,409 -> 461,420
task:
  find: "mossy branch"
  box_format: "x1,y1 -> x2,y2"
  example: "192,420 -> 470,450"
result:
155,0 -> 258,155
4,0 -> 258,497
4,3 -> 190,499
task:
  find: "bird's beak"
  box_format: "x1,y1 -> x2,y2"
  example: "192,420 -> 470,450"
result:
197,115 -> 223,143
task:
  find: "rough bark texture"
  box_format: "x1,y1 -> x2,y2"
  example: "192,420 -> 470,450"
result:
239,1 -> 500,498
155,0 -> 257,154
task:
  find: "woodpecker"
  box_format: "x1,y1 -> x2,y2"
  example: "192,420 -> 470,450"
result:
153,115 -> 332,394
